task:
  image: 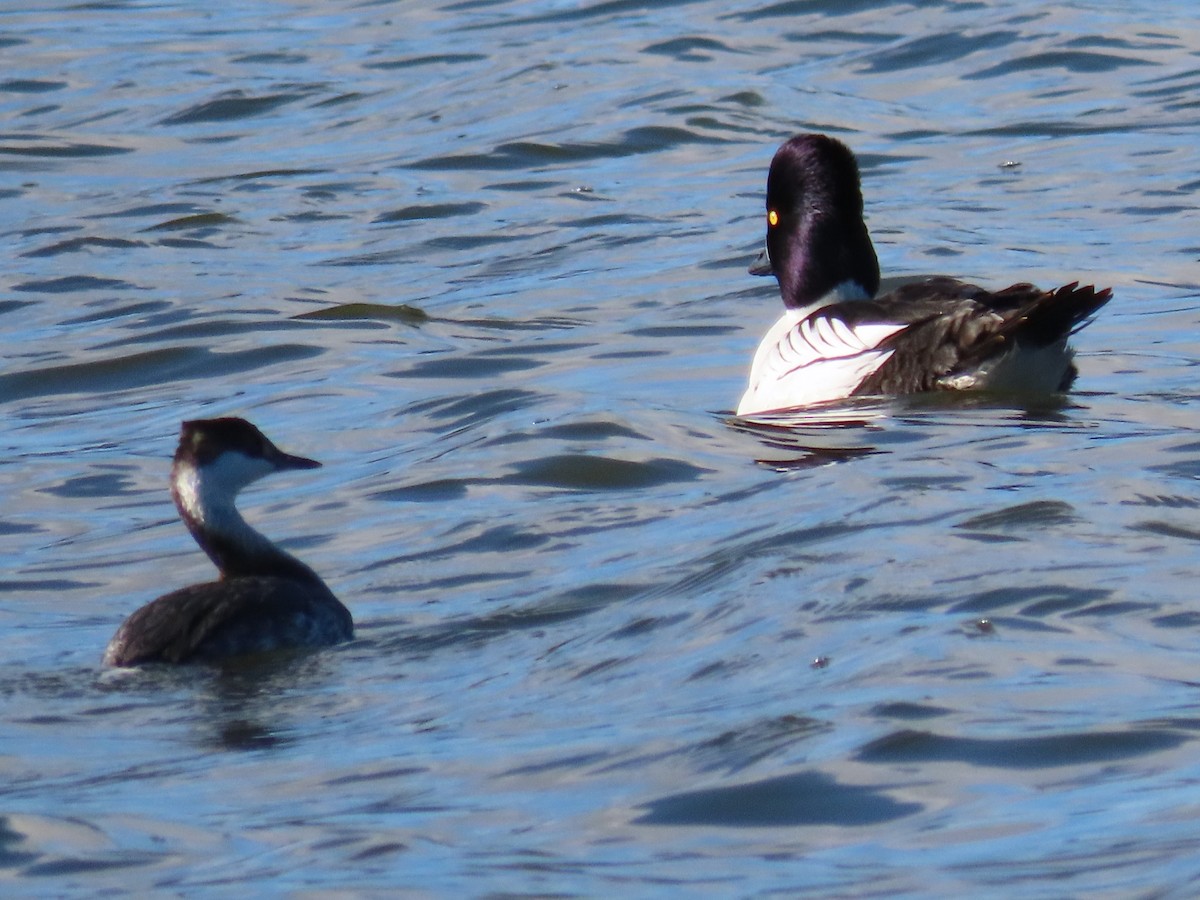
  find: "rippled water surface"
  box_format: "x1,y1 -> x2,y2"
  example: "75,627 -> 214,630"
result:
3,0 -> 1200,894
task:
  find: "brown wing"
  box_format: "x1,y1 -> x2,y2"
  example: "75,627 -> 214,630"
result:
105,577 -> 350,666
819,278 -> 1112,395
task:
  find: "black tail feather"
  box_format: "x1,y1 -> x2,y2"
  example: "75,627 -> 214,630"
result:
1007,282 -> 1112,347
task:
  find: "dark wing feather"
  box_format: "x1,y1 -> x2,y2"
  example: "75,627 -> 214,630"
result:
816,278 -> 1111,395
105,577 -> 351,666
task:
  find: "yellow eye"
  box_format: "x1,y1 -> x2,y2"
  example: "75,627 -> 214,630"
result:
767,209 -> 779,227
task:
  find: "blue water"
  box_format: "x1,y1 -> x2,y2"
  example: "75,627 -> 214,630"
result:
3,0 -> 1200,894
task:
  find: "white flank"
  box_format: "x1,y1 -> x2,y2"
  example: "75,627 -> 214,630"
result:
737,309 -> 905,415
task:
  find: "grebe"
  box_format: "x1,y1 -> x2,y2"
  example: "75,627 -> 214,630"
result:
737,133 -> 1112,416
104,417 -> 352,666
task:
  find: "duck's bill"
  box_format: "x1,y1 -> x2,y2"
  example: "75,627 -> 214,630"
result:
749,246 -> 773,276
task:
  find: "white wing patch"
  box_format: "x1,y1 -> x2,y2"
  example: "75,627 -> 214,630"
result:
738,311 -> 906,415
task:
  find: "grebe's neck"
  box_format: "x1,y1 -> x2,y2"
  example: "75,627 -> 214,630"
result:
171,458 -> 322,584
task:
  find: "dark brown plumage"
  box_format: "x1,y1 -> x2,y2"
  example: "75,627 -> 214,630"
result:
104,418 -> 352,667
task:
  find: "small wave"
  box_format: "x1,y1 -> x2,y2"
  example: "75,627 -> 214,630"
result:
159,91 -> 307,125
857,727 -> 1188,769
635,770 -> 922,827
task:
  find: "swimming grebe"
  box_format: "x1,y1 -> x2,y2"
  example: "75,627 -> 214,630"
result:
103,417 -> 352,666
737,133 -> 1112,416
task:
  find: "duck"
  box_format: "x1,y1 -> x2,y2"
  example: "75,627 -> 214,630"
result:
736,133 -> 1111,417
104,417 -> 352,667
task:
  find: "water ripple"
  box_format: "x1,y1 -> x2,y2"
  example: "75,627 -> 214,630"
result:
967,50 -> 1156,79
0,345 -> 323,402
635,771 -> 922,827
12,276 -> 135,293
405,126 -> 725,171
3,0 -> 1199,894
0,139 -> 131,158
858,727 -> 1189,769
159,91 -> 309,125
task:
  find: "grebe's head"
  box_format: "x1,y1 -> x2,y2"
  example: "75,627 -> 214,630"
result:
174,417 -> 320,501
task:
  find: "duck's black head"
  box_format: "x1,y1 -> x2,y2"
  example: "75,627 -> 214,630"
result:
754,133 -> 881,308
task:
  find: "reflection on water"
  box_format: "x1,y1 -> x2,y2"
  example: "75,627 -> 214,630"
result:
2,0 -> 1200,894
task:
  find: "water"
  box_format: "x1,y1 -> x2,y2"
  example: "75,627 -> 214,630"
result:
3,0 -> 1200,893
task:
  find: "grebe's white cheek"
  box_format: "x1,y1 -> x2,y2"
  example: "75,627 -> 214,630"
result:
207,452 -> 275,495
